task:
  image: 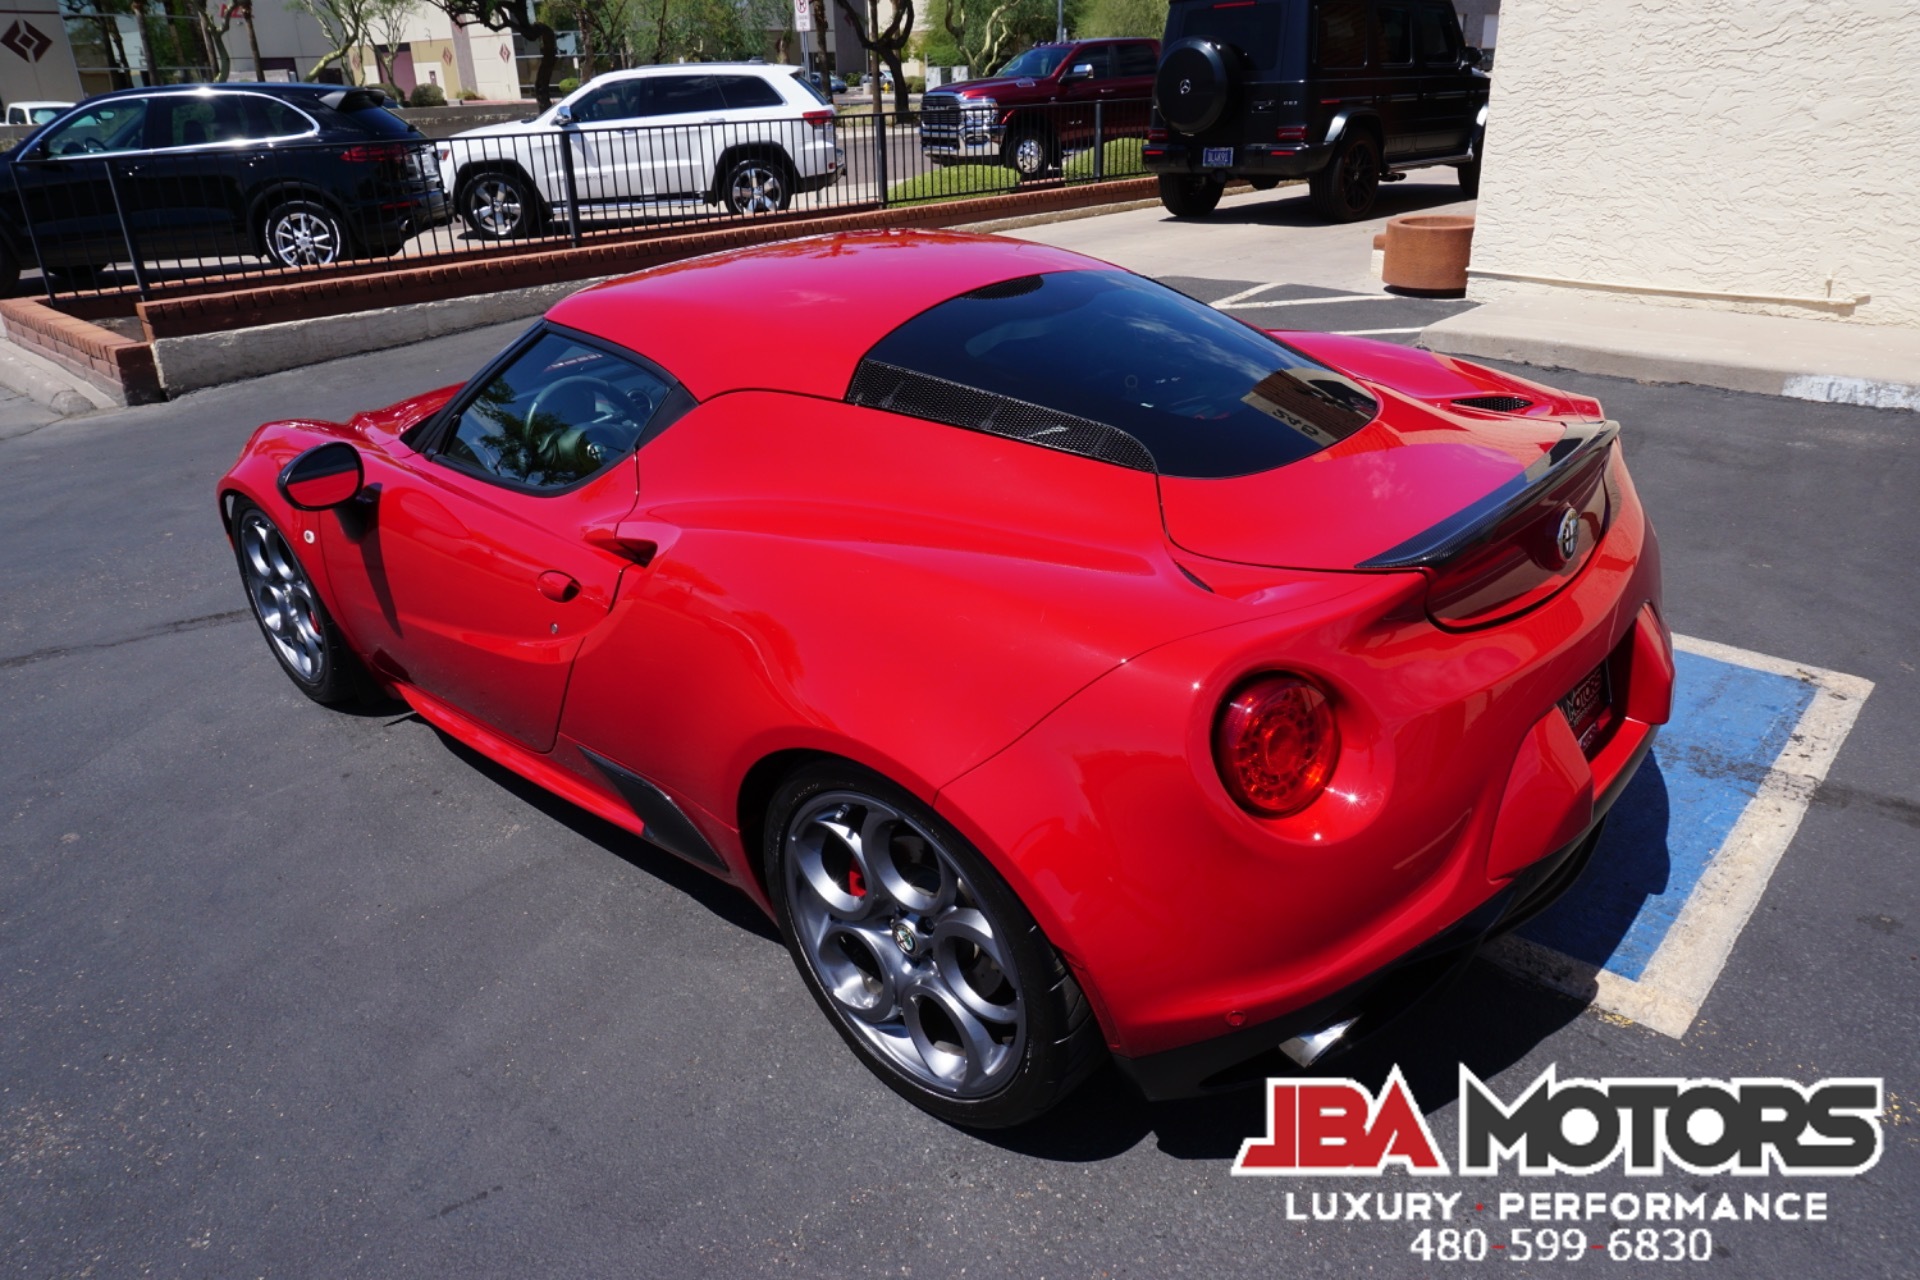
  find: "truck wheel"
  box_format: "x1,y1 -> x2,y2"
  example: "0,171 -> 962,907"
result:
1308,130 -> 1381,222
1158,174 -> 1222,219
0,239 -> 19,296
1456,157 -> 1482,198
1005,130 -> 1055,180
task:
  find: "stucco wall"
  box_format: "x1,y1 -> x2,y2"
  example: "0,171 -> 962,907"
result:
1470,1 -> 1920,329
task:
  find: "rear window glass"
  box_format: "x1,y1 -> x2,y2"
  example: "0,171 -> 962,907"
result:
336,101 -> 416,138
852,271 -> 1378,478
792,71 -> 831,105
1173,2 -> 1286,70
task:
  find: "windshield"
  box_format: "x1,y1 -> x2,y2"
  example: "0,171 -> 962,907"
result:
855,271 -> 1378,478
996,46 -> 1070,78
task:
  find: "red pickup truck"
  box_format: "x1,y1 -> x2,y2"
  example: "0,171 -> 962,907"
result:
918,39 -> 1160,179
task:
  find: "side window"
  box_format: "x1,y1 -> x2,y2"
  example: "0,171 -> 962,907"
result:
1415,5 -> 1457,64
248,97 -> 317,139
718,76 -> 784,110
1376,5 -> 1413,65
154,93 -> 254,148
37,99 -> 148,157
1068,45 -> 1114,78
439,333 -> 674,491
644,75 -> 727,117
1315,0 -> 1371,70
569,82 -> 635,123
1118,42 -> 1159,77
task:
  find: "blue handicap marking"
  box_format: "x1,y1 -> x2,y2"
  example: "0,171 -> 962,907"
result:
1520,650 -> 1818,979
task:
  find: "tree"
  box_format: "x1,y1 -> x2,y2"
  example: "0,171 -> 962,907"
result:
425,0 -> 560,107
365,0 -> 416,89
833,0 -> 913,112
936,0 -> 1050,77
287,0 -> 377,82
539,0 -> 636,77
1078,0 -> 1163,38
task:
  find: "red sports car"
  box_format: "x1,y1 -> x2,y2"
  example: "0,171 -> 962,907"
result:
219,230 -> 1671,1127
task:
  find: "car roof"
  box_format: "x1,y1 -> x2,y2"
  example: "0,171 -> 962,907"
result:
59,82 -> 369,108
547,230 -> 1110,401
590,63 -> 800,82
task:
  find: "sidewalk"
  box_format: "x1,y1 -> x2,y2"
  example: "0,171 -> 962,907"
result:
1421,295 -> 1920,411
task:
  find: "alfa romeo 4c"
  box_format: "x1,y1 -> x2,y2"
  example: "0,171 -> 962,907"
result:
219,230 -> 1671,1127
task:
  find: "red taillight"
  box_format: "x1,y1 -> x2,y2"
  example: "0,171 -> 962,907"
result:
1148,126 -> 1168,142
1275,125 -> 1307,142
340,143 -> 409,164
1213,675 -> 1340,817
803,109 -> 834,128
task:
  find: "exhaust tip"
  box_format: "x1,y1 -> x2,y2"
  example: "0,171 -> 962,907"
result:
1278,1016 -> 1359,1069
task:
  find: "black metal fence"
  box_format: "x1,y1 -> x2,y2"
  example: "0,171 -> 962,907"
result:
8,99 -> 1154,303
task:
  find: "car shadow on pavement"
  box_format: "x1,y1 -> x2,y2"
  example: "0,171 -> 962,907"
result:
414,718 -> 783,944
1203,182 -> 1472,228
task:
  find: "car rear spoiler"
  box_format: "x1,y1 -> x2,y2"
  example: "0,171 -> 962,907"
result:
321,88 -> 395,113
1357,420 -> 1621,570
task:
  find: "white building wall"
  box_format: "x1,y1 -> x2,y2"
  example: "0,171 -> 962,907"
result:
1469,1 -> 1920,329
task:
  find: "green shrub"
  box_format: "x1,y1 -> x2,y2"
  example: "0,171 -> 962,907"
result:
408,82 -> 447,108
373,84 -> 404,105
456,88 -> 482,102
557,77 -> 581,94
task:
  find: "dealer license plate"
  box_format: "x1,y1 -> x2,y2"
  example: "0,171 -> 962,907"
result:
1558,661 -> 1613,755
1202,147 -> 1234,167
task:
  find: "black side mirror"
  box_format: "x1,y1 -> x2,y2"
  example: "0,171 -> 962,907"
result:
278,441 -> 364,511
1461,47 -> 1484,69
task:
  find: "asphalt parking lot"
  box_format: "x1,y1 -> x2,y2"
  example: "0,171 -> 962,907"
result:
3,284 -> 1916,1276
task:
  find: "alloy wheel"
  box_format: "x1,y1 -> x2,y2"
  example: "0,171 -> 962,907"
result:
1340,143 -> 1379,213
268,208 -> 341,267
728,164 -> 785,214
784,791 -> 1026,1098
237,509 -> 327,685
1012,136 -> 1047,177
469,176 -> 525,236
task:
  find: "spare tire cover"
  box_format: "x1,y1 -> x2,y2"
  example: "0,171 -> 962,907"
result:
1155,38 -> 1235,135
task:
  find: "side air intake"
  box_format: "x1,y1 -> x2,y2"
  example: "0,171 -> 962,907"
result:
1452,394 -> 1534,413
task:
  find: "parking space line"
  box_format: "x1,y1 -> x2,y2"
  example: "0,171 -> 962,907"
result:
1210,282 -> 1294,308
1219,294 -> 1394,309
1486,634 -> 1874,1038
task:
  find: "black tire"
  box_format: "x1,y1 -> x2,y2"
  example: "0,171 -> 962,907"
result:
262,199 -> 348,268
765,761 -> 1104,1128
1003,128 -> 1056,181
1158,173 -> 1222,219
1308,128 -> 1382,222
456,169 -> 544,240
1154,37 -> 1236,136
0,238 -> 20,296
229,499 -> 371,706
1456,156 -> 1482,198
720,154 -> 794,214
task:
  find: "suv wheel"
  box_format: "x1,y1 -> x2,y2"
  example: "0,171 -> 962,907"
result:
1158,174 -> 1222,219
1456,156 -> 1482,198
1309,129 -> 1382,222
263,200 -> 347,268
1004,129 -> 1055,181
0,238 -> 18,296
722,156 -> 792,215
458,170 -> 542,239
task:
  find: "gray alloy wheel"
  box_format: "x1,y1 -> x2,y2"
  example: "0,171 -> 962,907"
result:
264,200 -> 346,268
461,171 -> 536,238
784,790 -> 1027,1098
766,762 -> 1106,1127
231,502 -> 367,706
723,158 -> 790,214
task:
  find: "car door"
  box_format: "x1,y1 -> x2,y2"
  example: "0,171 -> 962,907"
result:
1414,1 -> 1473,153
631,75 -> 730,199
1370,3 -> 1423,160
125,91 -> 270,264
319,327 -> 682,752
562,78 -> 645,205
8,96 -> 150,273
1310,0 -> 1380,154
1056,44 -> 1112,145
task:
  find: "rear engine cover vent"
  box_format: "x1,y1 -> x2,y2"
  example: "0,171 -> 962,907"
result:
1452,394 -> 1534,413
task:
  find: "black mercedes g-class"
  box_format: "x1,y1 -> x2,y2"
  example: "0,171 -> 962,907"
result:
1143,0 -> 1488,221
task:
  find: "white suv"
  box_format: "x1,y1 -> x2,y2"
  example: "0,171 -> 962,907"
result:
439,64 -> 840,238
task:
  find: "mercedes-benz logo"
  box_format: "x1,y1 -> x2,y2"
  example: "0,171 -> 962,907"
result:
1554,506 -> 1580,564
1179,78 -> 1192,95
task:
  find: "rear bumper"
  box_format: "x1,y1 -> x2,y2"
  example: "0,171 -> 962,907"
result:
1110,725 -> 1654,1100
1144,141 -> 1333,180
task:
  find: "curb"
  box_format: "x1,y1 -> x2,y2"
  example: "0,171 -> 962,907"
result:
0,328 -> 120,417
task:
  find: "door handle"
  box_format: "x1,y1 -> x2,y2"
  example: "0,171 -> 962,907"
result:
536,569 -> 581,602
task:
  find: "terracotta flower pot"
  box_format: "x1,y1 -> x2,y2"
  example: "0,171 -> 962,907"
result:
1382,214 -> 1475,296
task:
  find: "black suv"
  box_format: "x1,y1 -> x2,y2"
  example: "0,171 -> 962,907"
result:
1143,0 -> 1488,221
0,84 -> 447,293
